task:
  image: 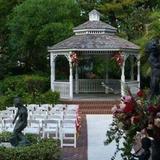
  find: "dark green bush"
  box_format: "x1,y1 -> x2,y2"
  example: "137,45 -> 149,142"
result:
0,139 -> 61,160
0,96 -> 10,110
0,75 -> 60,108
0,132 -> 12,142
0,75 -> 49,96
0,90 -> 60,110
41,90 -> 60,104
0,132 -> 40,144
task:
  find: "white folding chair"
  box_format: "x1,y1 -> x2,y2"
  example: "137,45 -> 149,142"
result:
31,114 -> 47,120
27,104 -> 39,111
0,120 -> 4,132
24,120 -> 41,136
40,104 -> 52,111
35,107 -> 48,115
66,104 -> 79,111
42,120 -> 58,139
63,114 -> 77,121
3,119 -> 14,133
65,110 -> 77,116
32,110 -> 48,116
48,114 -> 62,129
53,104 -> 66,111
6,107 -> 17,115
0,110 -> 14,120
60,119 -> 77,148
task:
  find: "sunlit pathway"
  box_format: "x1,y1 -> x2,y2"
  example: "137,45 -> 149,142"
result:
87,114 -> 122,160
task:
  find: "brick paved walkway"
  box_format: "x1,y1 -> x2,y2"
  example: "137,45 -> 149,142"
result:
60,99 -> 120,160
60,114 -> 87,160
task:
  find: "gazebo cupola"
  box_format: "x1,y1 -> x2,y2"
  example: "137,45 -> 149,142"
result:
48,10 -> 140,99
89,9 -> 100,21
73,9 -> 117,35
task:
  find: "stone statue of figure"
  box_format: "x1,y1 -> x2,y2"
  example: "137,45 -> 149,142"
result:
147,37 -> 160,99
10,97 -> 30,146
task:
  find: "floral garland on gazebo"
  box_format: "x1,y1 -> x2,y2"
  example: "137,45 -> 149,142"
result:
70,52 -> 78,65
105,88 -> 160,159
112,52 -> 124,66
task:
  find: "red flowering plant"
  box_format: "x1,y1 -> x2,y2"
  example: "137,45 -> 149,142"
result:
112,52 -> 124,66
105,87 -> 160,159
70,52 -> 78,65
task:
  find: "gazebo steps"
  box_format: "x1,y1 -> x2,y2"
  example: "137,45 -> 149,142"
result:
61,100 -> 120,114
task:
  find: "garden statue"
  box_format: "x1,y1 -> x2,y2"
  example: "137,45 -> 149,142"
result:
147,37 -> 160,99
10,97 -> 30,146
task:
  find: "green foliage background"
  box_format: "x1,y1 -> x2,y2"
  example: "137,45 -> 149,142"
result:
0,0 -> 160,88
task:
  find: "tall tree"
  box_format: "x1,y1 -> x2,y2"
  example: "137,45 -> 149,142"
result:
77,0 -> 159,40
0,0 -> 25,79
0,0 -> 25,54
98,0 -> 153,39
7,0 -> 81,73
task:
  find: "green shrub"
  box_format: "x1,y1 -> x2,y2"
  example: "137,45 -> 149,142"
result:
0,132 -> 12,142
41,90 -> 60,104
0,75 -> 60,108
0,96 -> 12,110
0,75 -> 49,96
0,90 -> 60,110
0,139 -> 61,160
0,132 -> 40,144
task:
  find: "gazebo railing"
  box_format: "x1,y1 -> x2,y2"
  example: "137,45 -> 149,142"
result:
54,81 -> 70,98
122,80 -> 139,95
75,79 -> 120,93
78,79 -> 104,93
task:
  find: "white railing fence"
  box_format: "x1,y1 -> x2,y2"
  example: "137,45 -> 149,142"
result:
54,81 -> 70,99
125,81 -> 139,95
53,79 -> 138,98
77,79 -> 105,93
74,79 -> 121,93
121,80 -> 139,96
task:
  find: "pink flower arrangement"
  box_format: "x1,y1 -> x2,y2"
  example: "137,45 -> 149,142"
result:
106,88 -> 160,159
111,89 -> 160,136
112,52 -> 124,66
70,52 -> 78,64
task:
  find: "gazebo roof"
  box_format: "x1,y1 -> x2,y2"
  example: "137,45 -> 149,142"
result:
48,34 -> 139,51
48,10 -> 140,52
73,20 -> 117,32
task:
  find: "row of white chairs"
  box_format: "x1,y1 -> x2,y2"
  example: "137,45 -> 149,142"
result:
0,104 -> 80,148
0,104 -> 79,120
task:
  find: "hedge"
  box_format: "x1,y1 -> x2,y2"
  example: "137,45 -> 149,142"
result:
0,74 -> 60,110
0,139 -> 61,160
0,132 -> 40,144
0,90 -> 60,110
0,75 -> 49,96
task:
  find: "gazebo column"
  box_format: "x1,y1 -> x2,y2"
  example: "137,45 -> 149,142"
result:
50,53 -> 56,91
121,54 -> 127,96
105,57 -> 109,93
75,63 -> 79,94
130,56 -> 134,80
105,57 -> 109,83
137,55 -> 141,88
69,58 -> 73,99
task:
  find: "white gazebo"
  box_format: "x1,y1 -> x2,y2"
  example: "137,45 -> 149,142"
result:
48,10 -> 140,99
